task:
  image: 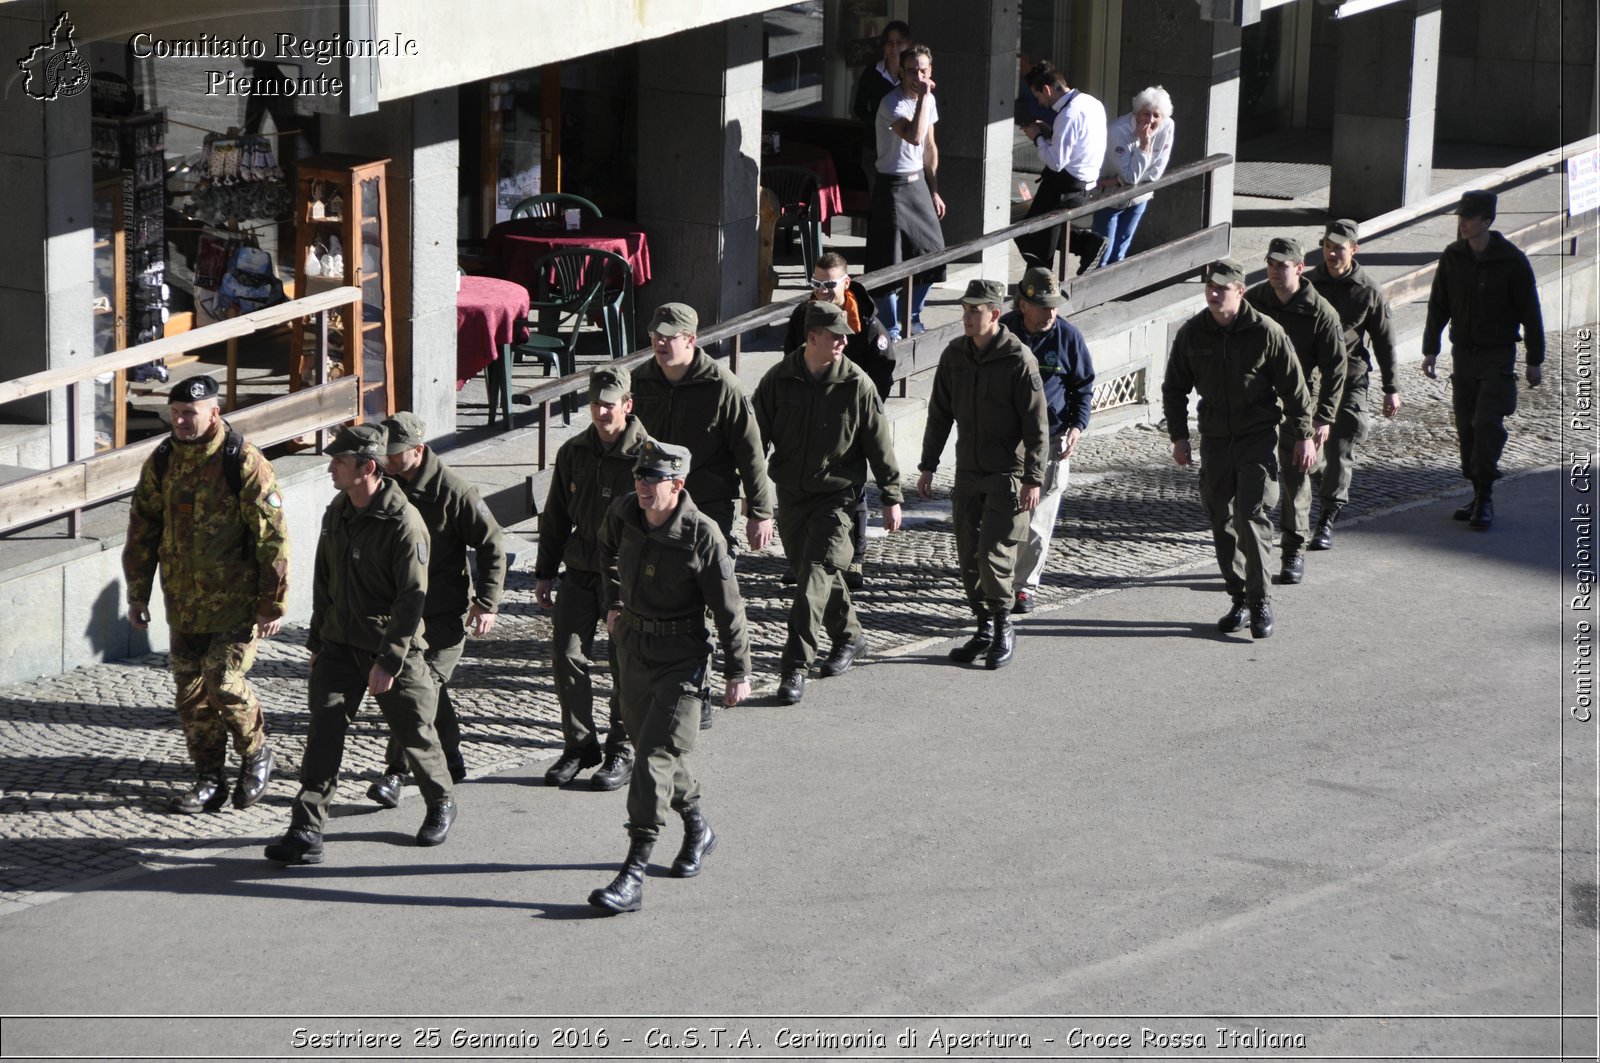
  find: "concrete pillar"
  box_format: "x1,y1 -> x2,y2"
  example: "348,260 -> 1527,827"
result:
636,17 -> 764,335
1116,0 -> 1239,252
1329,0 -> 1441,220
909,0 -> 1020,278
0,3 -> 94,467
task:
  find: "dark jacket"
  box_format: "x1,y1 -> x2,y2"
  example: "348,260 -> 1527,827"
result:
397,447 -> 506,626
631,348 -> 774,520
599,491 -> 752,681
1162,300 -> 1313,443
1308,259 -> 1400,394
308,476 -> 430,677
752,347 -> 903,503
782,283 -> 897,398
998,309 -> 1096,438
536,415 -> 653,578
1422,231 -> 1545,364
1245,279 -> 1347,427
920,326 -> 1050,485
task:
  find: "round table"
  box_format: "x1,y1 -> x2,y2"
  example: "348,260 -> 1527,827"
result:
456,275 -> 529,388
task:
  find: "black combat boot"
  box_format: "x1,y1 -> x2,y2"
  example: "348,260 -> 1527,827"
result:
544,742 -> 602,786
671,807 -> 718,878
1453,485 -> 1479,521
984,611 -> 1016,670
1218,595 -> 1250,634
416,798 -> 456,846
776,670 -> 806,704
264,826 -> 324,865
590,748 -> 633,791
367,769 -> 405,807
171,769 -> 228,814
949,613 -> 995,663
1469,480 -> 1494,529
1279,553 -> 1305,584
1309,502 -> 1342,550
1249,600 -> 1276,639
588,836 -> 654,914
233,745 -> 275,809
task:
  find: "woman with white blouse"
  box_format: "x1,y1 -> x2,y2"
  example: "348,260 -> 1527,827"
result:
1092,86 -> 1175,265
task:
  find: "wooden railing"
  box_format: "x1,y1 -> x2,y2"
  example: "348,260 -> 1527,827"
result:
0,286 -> 363,537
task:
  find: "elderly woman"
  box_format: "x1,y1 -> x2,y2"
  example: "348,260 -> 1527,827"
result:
1092,86 -> 1175,265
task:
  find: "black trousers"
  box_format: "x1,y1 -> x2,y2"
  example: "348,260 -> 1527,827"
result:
1017,169 -> 1099,269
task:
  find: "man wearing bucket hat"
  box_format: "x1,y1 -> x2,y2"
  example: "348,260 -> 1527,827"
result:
266,423 -> 455,865
1306,218 -> 1402,550
124,374 -> 288,814
917,278 -> 1049,670
1421,190 -> 1545,529
754,300 -> 903,705
1163,258 -> 1314,640
588,440 -> 751,914
999,266 -> 1096,615
363,411 -> 507,806
534,365 -> 652,790
1245,235 -> 1346,586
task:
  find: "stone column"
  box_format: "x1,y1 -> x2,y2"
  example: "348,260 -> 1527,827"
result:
0,4 -> 93,468
635,17 -> 764,336
1116,0 -> 1239,251
909,0 -> 1021,277
1329,0 -> 1442,220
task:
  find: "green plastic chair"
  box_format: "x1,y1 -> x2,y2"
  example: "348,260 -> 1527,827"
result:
508,193 -> 604,222
760,165 -> 823,276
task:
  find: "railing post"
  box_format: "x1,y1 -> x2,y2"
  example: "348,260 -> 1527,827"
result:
66,381 -> 81,538
730,333 -> 741,375
538,401 -> 550,471
901,275 -> 913,338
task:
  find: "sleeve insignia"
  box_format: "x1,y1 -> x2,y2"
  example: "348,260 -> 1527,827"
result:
877,335 -> 889,351
718,557 -> 735,580
1029,372 -> 1042,392
417,541 -> 429,565
264,489 -> 283,509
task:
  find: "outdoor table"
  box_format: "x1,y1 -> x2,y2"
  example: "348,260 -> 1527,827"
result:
485,216 -> 653,295
455,275 -> 528,388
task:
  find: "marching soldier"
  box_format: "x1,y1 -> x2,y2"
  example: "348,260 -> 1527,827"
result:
123,375 -> 287,814
588,441 -> 751,914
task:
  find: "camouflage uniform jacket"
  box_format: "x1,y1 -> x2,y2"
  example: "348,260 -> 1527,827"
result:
122,421 -> 289,633
536,415 -> 652,579
1245,280 -> 1348,427
751,347 -> 903,503
397,447 -> 507,624
307,476 -> 430,677
1307,260 -> 1400,394
919,327 -> 1050,485
599,492 -> 752,682
630,347 -> 775,519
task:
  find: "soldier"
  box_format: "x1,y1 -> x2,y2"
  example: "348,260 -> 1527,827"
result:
1306,219 -> 1402,549
124,375 -> 287,813
916,279 -> 1049,670
1244,236 -> 1346,585
1163,258 -> 1315,639
781,251 -> 897,590
588,441 -> 751,914
755,301 -> 904,706
998,267 -> 1095,614
534,366 -> 651,790
365,412 -> 507,807
1422,190 -> 1545,529
265,424 -> 455,865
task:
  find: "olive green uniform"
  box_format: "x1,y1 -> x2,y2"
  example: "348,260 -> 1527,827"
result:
536,415 -> 652,753
630,347 -> 774,543
599,492 -> 750,842
123,420 -> 289,774
1244,280 -> 1346,558
753,348 -> 902,672
296,477 -> 449,833
919,328 -> 1049,615
1161,301 -> 1313,603
1307,259 -> 1399,509
382,448 -> 507,775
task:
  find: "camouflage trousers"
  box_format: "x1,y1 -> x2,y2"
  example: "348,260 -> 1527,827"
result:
168,627 -> 266,773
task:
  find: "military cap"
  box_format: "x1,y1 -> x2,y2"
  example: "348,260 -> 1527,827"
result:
1323,218 -> 1360,246
589,364 -> 631,404
649,302 -> 699,337
1265,236 -> 1304,263
1203,257 -> 1247,286
169,375 -> 218,404
1454,190 -> 1496,218
634,439 -> 692,480
382,411 -> 427,454
960,278 -> 1007,307
803,300 -> 855,335
325,423 -> 388,460
1017,266 -> 1067,308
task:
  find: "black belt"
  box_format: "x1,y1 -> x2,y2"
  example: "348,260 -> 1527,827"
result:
620,610 -> 704,637
878,172 -> 921,184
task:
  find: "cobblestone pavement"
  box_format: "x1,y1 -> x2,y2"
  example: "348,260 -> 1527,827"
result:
0,329 -> 1587,911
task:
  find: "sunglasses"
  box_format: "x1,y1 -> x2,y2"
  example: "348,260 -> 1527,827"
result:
809,278 -> 842,291
634,471 -> 674,484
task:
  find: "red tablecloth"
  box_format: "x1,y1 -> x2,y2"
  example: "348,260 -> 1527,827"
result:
456,276 -> 529,388
771,141 -> 844,223
485,216 -> 653,295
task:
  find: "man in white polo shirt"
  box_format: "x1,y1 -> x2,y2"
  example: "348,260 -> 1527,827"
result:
1016,60 -> 1108,275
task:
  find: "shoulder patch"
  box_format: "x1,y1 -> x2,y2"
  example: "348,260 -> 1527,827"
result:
264,489 -> 283,509
417,540 -> 429,565
1029,372 -> 1042,392
718,557 -> 735,580
876,334 -> 889,351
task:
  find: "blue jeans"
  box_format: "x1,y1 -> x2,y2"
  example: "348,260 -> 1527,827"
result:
876,283 -> 932,339
1092,200 -> 1149,265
